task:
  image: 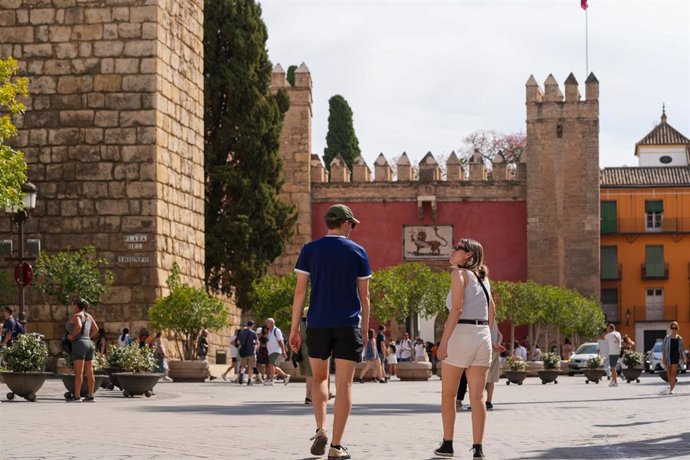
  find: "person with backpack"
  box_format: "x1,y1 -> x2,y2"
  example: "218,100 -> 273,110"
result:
265,318 -> 290,386
1,306 -> 24,349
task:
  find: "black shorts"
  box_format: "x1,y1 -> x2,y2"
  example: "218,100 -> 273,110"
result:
307,327 -> 363,363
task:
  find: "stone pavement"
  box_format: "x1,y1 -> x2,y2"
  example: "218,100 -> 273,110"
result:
2,369 -> 689,460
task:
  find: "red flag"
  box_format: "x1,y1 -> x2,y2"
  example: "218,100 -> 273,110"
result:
581,0 -> 588,10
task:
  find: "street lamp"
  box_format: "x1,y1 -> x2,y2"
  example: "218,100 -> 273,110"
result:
4,182 -> 38,326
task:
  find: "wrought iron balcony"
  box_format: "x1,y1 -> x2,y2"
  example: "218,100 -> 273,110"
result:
603,218 -> 690,235
602,303 -> 619,323
601,264 -> 622,280
641,263 -> 668,280
632,305 -> 677,322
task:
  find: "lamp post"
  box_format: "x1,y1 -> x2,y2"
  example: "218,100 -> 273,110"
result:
5,182 -> 38,326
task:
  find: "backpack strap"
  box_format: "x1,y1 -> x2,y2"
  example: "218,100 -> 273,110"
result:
475,274 -> 491,308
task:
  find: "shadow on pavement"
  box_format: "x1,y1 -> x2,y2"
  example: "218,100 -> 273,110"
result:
137,401 -> 440,416
525,432 -> 690,459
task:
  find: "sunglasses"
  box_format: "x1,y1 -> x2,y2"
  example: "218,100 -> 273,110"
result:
671,327 -> 678,330
454,244 -> 468,252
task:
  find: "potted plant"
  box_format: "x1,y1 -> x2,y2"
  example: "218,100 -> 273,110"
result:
583,355 -> 606,384
59,352 -> 109,399
1,334 -> 51,401
111,343 -> 162,397
537,352 -> 561,384
620,350 -> 643,383
148,264 -> 229,382
505,357 -> 528,385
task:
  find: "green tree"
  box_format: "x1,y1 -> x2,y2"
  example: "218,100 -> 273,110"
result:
286,65 -> 297,87
204,0 -> 296,309
0,57 -> 29,209
149,263 -> 230,360
323,95 -> 361,172
34,245 -> 113,306
251,272 -> 308,328
370,263 -> 449,330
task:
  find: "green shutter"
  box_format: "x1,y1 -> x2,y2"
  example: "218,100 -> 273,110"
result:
601,288 -> 618,304
601,201 -> 617,234
645,200 -> 663,213
645,245 -> 664,277
601,246 -> 618,279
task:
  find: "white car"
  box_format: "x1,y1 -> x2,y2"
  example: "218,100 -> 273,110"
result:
648,341 -> 687,373
567,342 -> 599,375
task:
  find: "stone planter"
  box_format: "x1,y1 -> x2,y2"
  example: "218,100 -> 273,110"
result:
113,372 -> 163,398
1,371 -> 52,401
59,374 -> 108,399
105,368 -> 125,390
621,367 -> 643,383
583,368 -> 606,384
279,361 -> 306,383
168,360 -> 209,382
505,370 -> 528,385
537,369 -> 560,384
396,361 -> 432,381
658,370 -> 668,382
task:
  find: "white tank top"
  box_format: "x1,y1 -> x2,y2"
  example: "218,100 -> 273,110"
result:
445,269 -> 490,321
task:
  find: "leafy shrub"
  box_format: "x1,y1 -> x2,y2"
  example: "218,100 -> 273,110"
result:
622,350 -> 643,368
506,356 -> 526,371
541,352 -> 561,370
3,334 -> 48,372
107,344 -> 155,373
586,355 -> 605,369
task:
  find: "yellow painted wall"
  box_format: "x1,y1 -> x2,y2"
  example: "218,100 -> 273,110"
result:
601,186 -> 690,350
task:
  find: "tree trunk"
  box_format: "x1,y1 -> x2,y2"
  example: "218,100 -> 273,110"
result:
510,322 -> 515,356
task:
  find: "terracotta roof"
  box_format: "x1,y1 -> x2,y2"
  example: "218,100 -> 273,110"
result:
600,166 -> 690,187
635,111 -> 690,156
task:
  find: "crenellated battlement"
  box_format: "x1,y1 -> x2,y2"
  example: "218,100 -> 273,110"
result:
309,151 -> 521,184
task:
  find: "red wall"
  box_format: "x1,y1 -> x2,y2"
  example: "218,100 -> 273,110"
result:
311,201 -> 528,282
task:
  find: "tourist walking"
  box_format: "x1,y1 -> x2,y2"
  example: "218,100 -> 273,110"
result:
257,327 -> 270,380
153,331 -> 172,382
399,332 -> 413,362
597,331 -> 610,379
265,318 -> 290,386
289,204 -> 372,460
376,325 -> 388,381
1,306 -> 23,349
118,328 -> 132,347
357,329 -> 382,383
485,324 -> 505,410
65,298 -> 99,402
561,337 -> 573,361
233,321 -> 261,385
662,321 -> 686,395
605,324 -> 622,387
435,238 -> 495,459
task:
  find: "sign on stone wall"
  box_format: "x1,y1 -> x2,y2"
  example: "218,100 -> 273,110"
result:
403,225 -> 454,260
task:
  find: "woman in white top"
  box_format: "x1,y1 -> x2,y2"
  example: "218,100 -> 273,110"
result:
434,238 -> 495,459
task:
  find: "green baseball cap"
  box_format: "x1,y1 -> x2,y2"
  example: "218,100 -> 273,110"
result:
325,204 -> 360,224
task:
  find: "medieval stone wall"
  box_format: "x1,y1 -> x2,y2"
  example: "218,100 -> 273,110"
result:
0,0 -> 224,358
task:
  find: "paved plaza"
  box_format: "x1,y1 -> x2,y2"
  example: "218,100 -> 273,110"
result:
2,368 -> 689,460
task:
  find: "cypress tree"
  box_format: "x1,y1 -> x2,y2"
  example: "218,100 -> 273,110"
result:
323,95 -> 361,172
204,0 -> 296,309
286,65 -> 297,87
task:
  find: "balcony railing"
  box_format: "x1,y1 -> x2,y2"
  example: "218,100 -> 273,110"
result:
633,305 -> 677,322
602,303 -> 619,323
641,263 -> 668,280
606,218 -> 690,234
601,264 -> 621,280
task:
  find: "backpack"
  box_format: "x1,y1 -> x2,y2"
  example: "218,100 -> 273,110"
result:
12,319 -> 25,339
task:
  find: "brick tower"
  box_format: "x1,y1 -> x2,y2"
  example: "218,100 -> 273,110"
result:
269,63 -> 313,275
525,73 -> 600,300
0,1 -> 207,354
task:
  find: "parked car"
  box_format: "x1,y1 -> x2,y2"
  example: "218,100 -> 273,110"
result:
567,342 -> 599,375
647,341 -> 688,373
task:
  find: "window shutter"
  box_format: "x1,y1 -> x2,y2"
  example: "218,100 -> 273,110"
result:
601,201 -> 617,234
645,200 -> 663,213
601,246 -> 618,279
645,245 -> 664,277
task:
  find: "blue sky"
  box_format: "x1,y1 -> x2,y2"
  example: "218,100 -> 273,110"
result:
262,0 -> 690,168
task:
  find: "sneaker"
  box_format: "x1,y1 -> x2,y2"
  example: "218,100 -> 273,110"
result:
65,396 -> 81,403
357,378 -> 364,384
162,376 -> 173,382
209,375 -> 218,381
247,381 -> 253,386
264,379 -> 273,386
669,389 -> 674,395
83,396 -> 95,403
310,428 -> 328,456
221,373 -> 227,381
485,401 -> 493,410
471,444 -> 485,458
284,375 -> 291,386
434,440 -> 454,458
327,445 -> 351,459
328,392 -> 336,400
305,397 -> 312,405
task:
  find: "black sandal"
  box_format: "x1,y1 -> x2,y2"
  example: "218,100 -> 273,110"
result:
305,397 -> 312,405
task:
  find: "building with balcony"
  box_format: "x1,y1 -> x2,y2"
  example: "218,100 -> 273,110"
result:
600,109 -> 690,353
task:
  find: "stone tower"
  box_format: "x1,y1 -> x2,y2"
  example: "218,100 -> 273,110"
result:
525,72 -> 600,300
0,0 -> 206,351
269,63 -> 313,275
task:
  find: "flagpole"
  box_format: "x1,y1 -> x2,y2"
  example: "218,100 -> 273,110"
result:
585,7 -> 589,76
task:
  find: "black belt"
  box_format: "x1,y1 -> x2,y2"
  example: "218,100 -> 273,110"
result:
458,319 -> 489,326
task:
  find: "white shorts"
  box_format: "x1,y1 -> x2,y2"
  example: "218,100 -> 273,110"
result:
443,324 -> 492,368
387,354 -> 397,365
